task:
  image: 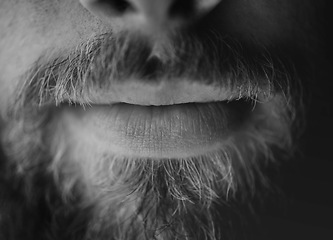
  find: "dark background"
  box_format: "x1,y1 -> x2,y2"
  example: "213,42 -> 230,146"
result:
0,1 -> 331,240
260,1 -> 333,239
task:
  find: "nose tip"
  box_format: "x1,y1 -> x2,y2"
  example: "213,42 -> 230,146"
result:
80,0 -> 221,33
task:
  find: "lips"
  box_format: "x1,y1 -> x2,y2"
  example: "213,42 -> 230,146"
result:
68,79 -> 251,106
62,93 -> 254,158
52,78 -> 265,159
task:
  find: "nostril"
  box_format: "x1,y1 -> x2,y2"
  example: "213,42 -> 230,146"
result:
81,0 -> 135,17
107,0 -> 133,13
169,0 -> 195,18
81,0 -> 219,32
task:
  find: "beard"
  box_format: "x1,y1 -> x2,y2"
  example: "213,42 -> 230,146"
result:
0,29 -> 303,240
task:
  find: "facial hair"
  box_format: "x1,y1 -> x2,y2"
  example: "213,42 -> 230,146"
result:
0,29 -> 302,240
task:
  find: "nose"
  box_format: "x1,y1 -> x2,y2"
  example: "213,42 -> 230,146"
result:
80,0 -> 221,33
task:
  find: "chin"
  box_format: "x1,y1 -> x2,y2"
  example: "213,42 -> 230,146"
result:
0,24 -> 304,240
1,89 -> 293,239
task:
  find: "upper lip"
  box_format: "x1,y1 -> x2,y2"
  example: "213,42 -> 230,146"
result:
69,79 -> 255,106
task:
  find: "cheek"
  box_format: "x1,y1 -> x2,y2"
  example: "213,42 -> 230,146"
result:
0,0 -> 107,114
0,3 -> 43,112
219,0 -> 312,45
29,0 -> 110,43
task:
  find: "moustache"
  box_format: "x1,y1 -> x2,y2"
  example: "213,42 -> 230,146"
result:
11,30 -> 294,119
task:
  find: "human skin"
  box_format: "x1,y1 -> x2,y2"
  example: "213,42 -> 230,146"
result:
0,0 -> 326,240
0,0 -> 319,114
0,0 -> 321,159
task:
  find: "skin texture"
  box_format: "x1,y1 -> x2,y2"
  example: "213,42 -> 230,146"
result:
0,1 -> 330,240
0,0 -> 321,161
0,0 -> 319,108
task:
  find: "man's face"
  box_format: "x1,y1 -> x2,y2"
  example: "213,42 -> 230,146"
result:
0,0 -> 323,239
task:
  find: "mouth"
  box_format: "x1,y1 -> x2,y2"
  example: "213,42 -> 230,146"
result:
59,80 -> 262,159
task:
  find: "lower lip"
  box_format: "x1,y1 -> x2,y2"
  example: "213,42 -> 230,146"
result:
63,101 -> 250,158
